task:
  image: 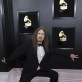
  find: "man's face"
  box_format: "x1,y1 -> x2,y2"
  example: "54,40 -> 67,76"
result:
37,29 -> 45,43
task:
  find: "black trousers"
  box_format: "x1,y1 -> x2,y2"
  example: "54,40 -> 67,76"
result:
30,69 -> 58,82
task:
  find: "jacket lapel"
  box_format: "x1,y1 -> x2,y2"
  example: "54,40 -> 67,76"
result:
34,49 -> 39,65
39,47 -> 48,65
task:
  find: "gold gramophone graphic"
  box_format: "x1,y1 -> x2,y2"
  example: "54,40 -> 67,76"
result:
59,30 -> 67,42
59,0 -> 68,12
24,15 -> 32,29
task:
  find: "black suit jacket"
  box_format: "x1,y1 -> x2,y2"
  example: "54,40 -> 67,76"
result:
6,41 -> 51,82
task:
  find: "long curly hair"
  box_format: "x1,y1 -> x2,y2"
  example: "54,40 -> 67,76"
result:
32,27 -> 49,52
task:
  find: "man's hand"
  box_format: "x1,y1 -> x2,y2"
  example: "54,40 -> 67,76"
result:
70,54 -> 79,61
1,57 -> 7,64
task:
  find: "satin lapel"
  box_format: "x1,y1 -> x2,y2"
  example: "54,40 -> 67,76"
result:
34,49 -> 39,65
40,49 -> 48,65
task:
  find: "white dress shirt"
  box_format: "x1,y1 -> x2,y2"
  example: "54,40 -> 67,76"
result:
37,46 -> 45,70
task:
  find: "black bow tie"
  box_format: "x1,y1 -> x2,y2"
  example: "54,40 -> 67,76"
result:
38,44 -> 43,46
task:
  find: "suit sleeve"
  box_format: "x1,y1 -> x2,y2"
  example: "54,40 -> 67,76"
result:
6,41 -> 29,63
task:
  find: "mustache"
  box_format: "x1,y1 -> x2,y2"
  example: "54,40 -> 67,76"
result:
38,37 -> 42,39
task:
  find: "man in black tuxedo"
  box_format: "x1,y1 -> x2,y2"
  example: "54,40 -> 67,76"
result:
1,27 -> 79,82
